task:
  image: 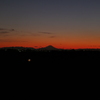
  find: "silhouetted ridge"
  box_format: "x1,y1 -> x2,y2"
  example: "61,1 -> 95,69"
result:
39,45 -> 58,50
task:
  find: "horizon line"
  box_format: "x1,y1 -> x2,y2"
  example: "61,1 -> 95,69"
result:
0,46 -> 100,50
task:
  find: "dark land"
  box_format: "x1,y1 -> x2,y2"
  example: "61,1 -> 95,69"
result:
0,46 -> 100,99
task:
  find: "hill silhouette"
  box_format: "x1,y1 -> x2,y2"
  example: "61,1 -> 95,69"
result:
39,45 -> 58,50
1,45 -> 100,51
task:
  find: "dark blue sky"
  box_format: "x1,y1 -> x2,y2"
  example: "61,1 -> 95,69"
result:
0,0 -> 100,48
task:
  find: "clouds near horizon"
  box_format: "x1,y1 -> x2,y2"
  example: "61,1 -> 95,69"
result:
0,28 -> 15,31
39,32 -> 53,34
0,28 -> 15,35
0,31 -> 10,34
0,39 -> 27,42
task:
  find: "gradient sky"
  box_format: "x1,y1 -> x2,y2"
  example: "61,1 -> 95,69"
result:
0,0 -> 100,49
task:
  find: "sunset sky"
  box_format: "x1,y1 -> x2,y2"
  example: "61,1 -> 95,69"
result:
0,0 -> 100,49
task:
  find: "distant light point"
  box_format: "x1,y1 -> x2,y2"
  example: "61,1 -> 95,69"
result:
28,59 -> 31,62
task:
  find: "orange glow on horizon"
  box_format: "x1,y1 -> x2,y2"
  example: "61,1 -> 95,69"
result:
0,32 -> 100,49
0,42 -> 100,49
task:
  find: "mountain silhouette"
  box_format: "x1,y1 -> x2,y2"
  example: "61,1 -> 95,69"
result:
39,45 -> 58,50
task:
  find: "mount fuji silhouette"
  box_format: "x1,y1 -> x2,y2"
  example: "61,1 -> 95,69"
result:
39,45 -> 58,50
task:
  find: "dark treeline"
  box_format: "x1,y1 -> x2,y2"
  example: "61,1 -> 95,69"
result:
0,49 -> 100,66
0,49 -> 100,74
0,49 -> 100,99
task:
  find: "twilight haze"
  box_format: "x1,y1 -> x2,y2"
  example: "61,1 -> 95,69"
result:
0,0 -> 100,49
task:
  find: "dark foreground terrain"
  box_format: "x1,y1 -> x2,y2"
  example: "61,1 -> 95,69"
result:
0,49 -> 100,99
